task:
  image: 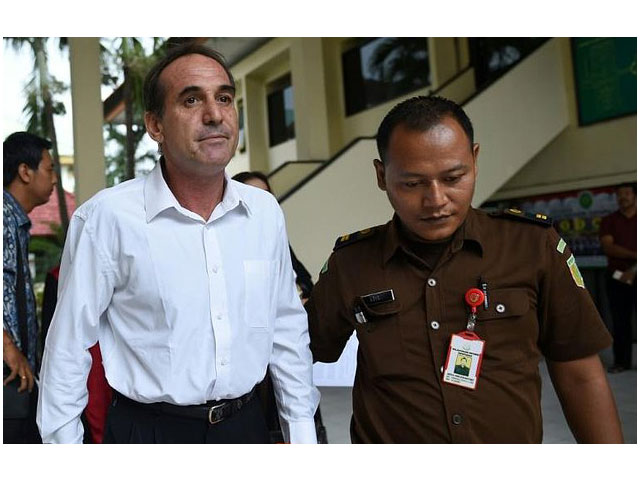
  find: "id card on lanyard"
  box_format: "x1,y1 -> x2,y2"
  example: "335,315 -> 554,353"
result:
442,288 -> 486,390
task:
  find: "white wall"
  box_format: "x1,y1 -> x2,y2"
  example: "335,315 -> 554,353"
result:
282,140 -> 393,279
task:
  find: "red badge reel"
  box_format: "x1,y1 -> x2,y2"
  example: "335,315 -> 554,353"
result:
464,288 -> 484,332
465,288 -> 484,316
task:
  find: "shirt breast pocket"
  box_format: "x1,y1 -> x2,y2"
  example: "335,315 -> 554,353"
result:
243,260 -> 276,329
354,299 -> 405,378
475,287 -> 537,364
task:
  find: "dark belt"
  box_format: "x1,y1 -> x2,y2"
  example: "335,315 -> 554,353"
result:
112,388 -> 256,425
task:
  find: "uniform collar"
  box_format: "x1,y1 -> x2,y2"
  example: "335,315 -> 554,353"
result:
382,209 -> 484,265
144,158 -> 251,223
382,215 -> 403,265
455,208 -> 484,256
3,190 -> 31,229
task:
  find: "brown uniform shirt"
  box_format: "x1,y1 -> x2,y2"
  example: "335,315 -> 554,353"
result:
306,208 -> 611,443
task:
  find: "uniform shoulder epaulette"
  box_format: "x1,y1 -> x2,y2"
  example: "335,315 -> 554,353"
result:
489,208 -> 553,227
333,227 -> 378,251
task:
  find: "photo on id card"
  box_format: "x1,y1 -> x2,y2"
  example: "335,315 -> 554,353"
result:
442,333 -> 485,390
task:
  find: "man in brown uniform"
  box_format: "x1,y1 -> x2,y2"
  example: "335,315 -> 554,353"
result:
306,95 -> 623,443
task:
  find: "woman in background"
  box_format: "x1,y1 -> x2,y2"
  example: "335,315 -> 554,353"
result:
232,171 -> 327,443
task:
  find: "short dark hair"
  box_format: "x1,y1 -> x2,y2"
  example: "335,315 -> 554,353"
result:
615,182 -> 636,194
143,42 -> 235,118
376,95 -> 474,164
3,132 -> 52,187
232,171 -> 272,193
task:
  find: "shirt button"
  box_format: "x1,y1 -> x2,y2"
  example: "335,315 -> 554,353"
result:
452,414 -> 464,425
211,265 -> 218,273
427,278 -> 437,287
216,313 -> 222,320
430,321 -> 440,330
496,303 -> 506,313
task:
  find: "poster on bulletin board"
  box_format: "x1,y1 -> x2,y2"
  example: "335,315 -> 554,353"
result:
572,37 -> 637,126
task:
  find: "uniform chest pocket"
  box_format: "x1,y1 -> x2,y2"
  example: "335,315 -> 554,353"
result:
244,260 -> 276,329
475,287 -> 537,365
354,298 -> 405,378
476,288 -> 530,321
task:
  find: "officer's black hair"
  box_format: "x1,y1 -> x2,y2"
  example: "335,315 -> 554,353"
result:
615,182 -> 636,194
3,131 -> 52,187
144,42 -> 235,118
232,171 -> 272,193
376,95 -> 474,164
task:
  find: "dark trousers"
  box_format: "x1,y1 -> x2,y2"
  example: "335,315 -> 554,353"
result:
606,276 -> 636,368
3,387 -> 42,444
102,392 -> 270,444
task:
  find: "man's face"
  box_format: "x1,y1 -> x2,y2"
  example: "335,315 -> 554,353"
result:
27,149 -> 57,206
374,116 -> 479,242
616,186 -> 636,210
145,54 -> 238,177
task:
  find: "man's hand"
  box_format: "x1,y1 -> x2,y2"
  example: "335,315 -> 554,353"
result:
3,330 -> 34,393
547,354 -> 623,443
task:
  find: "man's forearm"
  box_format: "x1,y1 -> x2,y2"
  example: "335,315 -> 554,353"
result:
602,242 -> 636,261
547,355 -> 623,443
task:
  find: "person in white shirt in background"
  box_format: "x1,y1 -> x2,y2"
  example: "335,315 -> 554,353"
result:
37,43 -> 320,444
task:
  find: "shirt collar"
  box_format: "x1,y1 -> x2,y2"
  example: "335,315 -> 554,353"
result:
144,158 -> 252,223
382,209 -> 484,265
382,215 -> 403,265
454,208 -> 484,256
3,190 -> 31,229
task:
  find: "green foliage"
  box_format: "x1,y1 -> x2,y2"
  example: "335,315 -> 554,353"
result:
104,123 -> 156,187
101,37 -> 168,186
5,36 -> 71,235
7,37 -> 69,138
29,223 -> 65,283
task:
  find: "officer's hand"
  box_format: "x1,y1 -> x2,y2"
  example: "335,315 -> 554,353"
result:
3,335 -> 34,393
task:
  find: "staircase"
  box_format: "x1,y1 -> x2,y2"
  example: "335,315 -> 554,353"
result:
279,39 -> 570,279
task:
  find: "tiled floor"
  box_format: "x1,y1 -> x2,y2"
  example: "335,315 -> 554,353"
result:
317,345 -> 636,443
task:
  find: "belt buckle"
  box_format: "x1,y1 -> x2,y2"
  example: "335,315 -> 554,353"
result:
208,403 -> 225,425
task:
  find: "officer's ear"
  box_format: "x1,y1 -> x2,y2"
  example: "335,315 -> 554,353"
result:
373,159 -> 387,192
471,143 -> 480,180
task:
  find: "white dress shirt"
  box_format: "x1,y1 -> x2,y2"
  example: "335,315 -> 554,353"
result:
37,161 -> 320,443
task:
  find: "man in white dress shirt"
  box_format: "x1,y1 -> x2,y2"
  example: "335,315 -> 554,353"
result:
37,43 -> 320,443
